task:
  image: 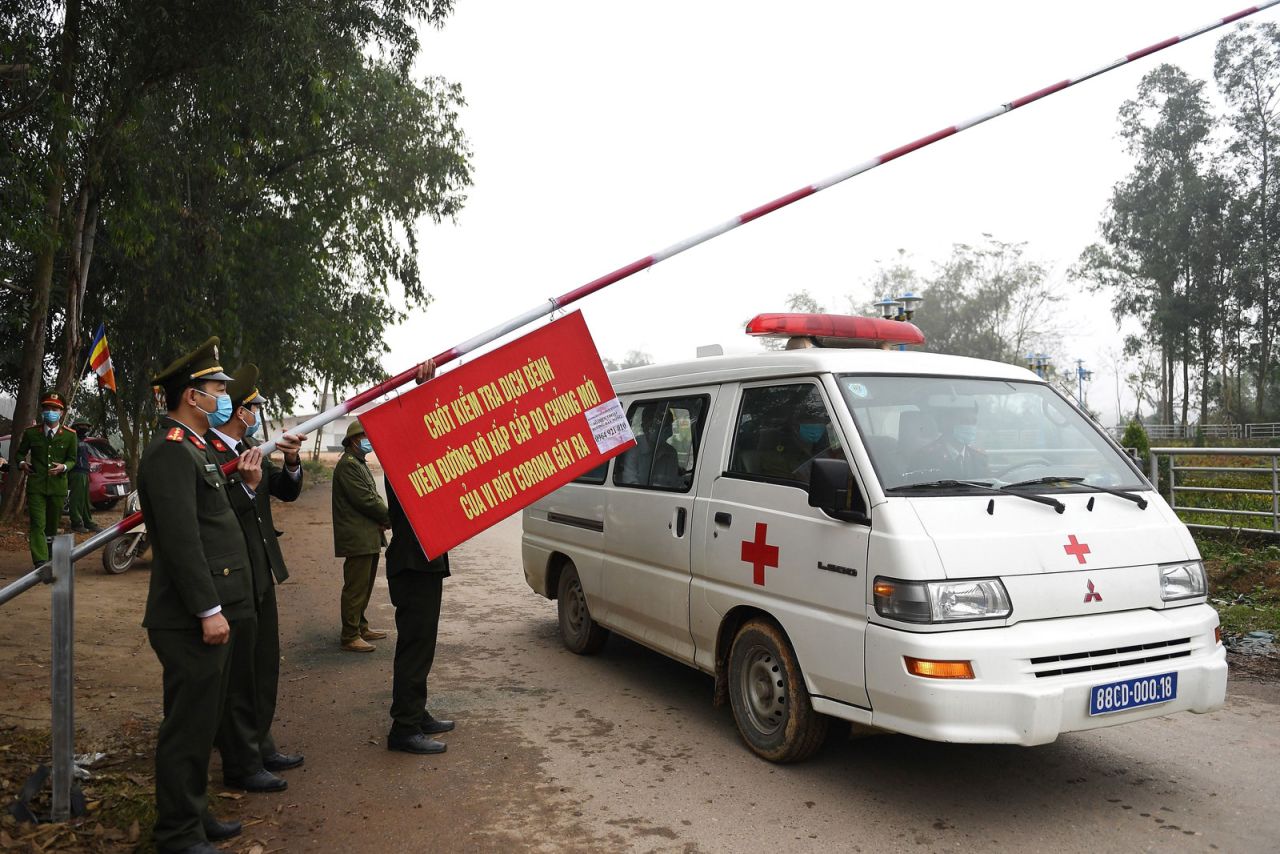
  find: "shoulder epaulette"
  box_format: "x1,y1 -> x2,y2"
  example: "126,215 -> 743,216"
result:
166,427 -> 185,442
188,434 -> 207,451
210,437 -> 229,453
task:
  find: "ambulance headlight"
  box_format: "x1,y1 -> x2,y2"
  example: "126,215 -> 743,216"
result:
1160,560 -> 1207,601
874,577 -> 1011,623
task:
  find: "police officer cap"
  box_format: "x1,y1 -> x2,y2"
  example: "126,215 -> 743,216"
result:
343,419 -> 366,446
228,364 -> 266,408
152,336 -> 234,399
40,391 -> 67,410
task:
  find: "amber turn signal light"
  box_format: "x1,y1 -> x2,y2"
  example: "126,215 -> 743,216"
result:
904,657 -> 975,679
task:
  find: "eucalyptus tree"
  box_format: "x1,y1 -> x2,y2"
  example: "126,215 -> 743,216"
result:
1215,21 -> 1280,418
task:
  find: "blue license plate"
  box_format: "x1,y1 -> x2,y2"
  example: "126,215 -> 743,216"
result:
1089,672 -> 1178,716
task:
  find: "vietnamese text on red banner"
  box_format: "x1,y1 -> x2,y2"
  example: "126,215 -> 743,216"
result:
361,311 -> 635,557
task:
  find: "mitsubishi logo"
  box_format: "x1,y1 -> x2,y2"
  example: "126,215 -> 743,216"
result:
1084,579 -> 1102,603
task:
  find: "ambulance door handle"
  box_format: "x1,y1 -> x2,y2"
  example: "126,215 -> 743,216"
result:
714,512 -> 731,527
673,507 -> 687,538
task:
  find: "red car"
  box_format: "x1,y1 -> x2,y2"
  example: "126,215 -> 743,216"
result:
0,433 -> 130,510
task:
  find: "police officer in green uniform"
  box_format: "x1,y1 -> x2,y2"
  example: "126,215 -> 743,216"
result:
68,421 -> 100,533
12,392 -> 78,566
139,337 -> 263,854
205,365 -> 305,791
332,419 -> 391,652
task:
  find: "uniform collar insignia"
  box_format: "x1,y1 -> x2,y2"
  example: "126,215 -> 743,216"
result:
211,438 -> 228,452
188,434 -> 207,450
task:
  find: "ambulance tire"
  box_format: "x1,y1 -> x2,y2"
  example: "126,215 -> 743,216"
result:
557,562 -> 609,655
727,619 -> 828,763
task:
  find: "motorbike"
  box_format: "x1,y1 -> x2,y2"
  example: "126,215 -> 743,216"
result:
101,489 -> 148,574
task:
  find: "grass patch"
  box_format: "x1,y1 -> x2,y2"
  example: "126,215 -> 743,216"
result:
301,457 -> 332,483
1196,533 -> 1280,637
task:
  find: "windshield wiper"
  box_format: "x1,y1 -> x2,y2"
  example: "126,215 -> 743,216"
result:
1004,476 -> 1148,509
888,479 -> 1065,513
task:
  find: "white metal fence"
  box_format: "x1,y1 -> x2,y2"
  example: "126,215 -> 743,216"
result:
1148,447 -> 1280,535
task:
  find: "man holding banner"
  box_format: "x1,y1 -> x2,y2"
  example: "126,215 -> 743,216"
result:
383,359 -> 455,755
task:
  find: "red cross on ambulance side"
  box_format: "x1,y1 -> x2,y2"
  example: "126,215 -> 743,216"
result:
741,522 -> 779,586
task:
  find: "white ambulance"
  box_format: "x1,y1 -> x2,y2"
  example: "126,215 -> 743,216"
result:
521,314 -> 1226,762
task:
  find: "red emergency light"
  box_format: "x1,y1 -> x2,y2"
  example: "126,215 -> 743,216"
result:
745,313 -> 925,348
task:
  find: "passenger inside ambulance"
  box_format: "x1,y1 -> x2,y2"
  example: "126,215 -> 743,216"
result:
617,404 -> 687,489
732,384 -> 843,485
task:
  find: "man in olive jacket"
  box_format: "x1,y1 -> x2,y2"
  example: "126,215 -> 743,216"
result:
139,337 -> 262,854
332,419 -> 390,652
12,391 -> 78,566
206,365 -> 305,792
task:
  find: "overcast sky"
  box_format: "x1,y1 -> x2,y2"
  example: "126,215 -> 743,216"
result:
370,0 -> 1277,426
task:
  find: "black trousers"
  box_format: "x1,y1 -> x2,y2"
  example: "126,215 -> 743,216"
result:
387,571 -> 443,737
149,628 -> 232,852
213,615 -> 261,778
255,581 -> 281,757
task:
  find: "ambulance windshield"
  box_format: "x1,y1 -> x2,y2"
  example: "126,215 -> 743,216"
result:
838,375 -> 1144,493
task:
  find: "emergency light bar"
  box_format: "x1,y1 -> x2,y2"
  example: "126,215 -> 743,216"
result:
745,313 -> 925,349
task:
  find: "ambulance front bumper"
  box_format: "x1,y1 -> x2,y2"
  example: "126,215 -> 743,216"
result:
865,604 -> 1226,745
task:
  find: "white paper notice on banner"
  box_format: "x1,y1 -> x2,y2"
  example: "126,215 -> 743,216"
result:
586,397 -> 634,454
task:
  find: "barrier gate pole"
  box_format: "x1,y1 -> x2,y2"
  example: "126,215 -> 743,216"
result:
49,533 -> 75,822
1,0 -> 1276,587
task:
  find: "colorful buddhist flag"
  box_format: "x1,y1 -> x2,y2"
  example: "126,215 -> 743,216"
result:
88,323 -> 117,392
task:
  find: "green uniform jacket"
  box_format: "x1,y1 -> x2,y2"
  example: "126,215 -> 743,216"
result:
205,431 -> 302,598
139,417 -> 255,629
13,424 -> 77,497
332,449 -> 388,557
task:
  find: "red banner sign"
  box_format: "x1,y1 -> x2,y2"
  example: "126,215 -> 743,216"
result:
361,311 -> 635,557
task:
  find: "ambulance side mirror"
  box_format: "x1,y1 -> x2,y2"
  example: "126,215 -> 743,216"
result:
808,458 -> 870,525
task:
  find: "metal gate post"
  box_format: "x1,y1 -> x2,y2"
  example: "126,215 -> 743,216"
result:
1272,455 -> 1278,534
1148,450 -> 1159,493
49,534 -> 75,823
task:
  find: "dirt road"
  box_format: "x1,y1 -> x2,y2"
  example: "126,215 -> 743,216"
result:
2,473 -> 1278,852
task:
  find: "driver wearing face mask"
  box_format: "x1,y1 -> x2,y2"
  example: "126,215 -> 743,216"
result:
922,406 -> 990,480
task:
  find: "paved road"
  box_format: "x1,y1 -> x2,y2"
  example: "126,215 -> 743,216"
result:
255,478 -> 1279,854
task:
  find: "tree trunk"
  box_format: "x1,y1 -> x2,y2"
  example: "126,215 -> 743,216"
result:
55,186 -> 98,411
0,0 -> 80,519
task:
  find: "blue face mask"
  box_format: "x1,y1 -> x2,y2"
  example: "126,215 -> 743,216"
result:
798,423 -> 826,443
42,409 -> 61,425
952,424 -> 978,446
195,388 -> 234,428
239,409 -> 260,438
357,438 -> 373,455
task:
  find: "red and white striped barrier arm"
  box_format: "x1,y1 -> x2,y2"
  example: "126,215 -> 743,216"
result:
3,1 -> 1275,598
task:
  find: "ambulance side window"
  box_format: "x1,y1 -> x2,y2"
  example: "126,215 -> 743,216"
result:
613,396 -> 708,492
574,462 -> 609,485
727,382 -> 843,487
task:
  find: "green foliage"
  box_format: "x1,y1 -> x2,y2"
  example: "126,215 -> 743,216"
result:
912,236 -> 1061,364
1120,420 -> 1150,466
1197,535 -> 1280,636
1,1 -> 475,476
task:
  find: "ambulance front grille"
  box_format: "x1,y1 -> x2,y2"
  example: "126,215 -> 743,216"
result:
1028,637 -> 1192,678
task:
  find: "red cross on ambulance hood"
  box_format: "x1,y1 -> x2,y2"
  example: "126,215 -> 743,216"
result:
898,493 -> 1196,578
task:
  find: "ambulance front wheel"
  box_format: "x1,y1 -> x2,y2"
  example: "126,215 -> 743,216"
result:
557,561 -> 608,655
728,618 -> 828,763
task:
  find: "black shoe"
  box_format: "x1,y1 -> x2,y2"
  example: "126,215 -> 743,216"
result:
222,768 -> 287,792
86,523 -> 103,532
387,732 -> 447,755
422,716 -> 455,735
202,815 -> 242,841
263,750 -> 304,771
70,525 -> 87,533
